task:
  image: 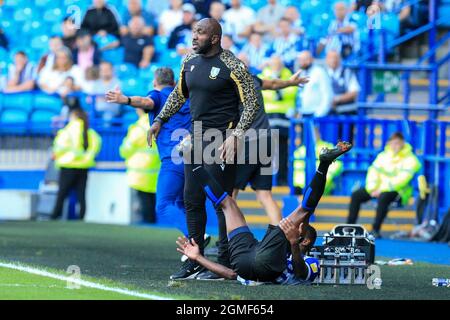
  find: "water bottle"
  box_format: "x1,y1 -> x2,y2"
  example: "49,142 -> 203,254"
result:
432,278 -> 450,287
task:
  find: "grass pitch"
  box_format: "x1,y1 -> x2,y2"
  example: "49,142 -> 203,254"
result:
0,221 -> 449,300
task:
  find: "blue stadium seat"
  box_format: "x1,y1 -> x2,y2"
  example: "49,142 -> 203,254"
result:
121,107 -> 139,124
0,108 -> 29,125
102,47 -> 125,65
139,66 -> 155,84
3,0 -> 27,7
31,35 -> 50,51
13,7 -> 37,23
120,78 -> 147,96
115,63 -> 138,79
33,93 -> 63,114
1,92 -> 34,113
43,8 -> 64,24
153,36 -> 168,52
157,50 -> 182,67
30,109 -> 58,124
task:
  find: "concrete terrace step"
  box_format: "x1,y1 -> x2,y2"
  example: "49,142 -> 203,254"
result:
245,217 -> 414,233
236,190 -> 417,234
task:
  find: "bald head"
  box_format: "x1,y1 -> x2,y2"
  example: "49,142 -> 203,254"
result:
298,50 -> 314,69
192,18 -> 222,55
199,18 -> 222,38
326,50 -> 341,70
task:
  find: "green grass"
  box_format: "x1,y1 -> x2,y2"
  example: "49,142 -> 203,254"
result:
0,221 -> 449,300
0,267 -> 146,300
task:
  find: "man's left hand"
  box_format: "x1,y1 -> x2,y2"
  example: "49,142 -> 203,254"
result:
289,70 -> 309,87
219,135 -> 239,163
279,218 -> 301,245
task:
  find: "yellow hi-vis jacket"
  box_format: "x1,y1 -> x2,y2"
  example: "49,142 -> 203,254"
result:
119,115 -> 160,193
260,67 -> 298,115
365,142 -> 421,205
293,140 -> 343,194
53,118 -> 102,169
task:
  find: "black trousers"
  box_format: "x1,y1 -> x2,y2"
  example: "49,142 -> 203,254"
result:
52,168 -> 88,220
136,190 -> 156,223
184,138 -> 236,267
347,188 -> 399,232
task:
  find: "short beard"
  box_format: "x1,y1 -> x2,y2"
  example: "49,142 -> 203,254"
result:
195,39 -> 213,54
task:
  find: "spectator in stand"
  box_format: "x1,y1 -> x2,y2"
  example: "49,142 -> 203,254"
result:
186,0 -> 216,18
352,0 -> 374,11
223,0 -> 256,45
72,30 -> 102,74
267,17 -> 307,71
38,47 -> 84,96
283,6 -> 305,36
253,0 -> 286,38
347,132 -> 421,238
168,3 -> 197,51
221,34 -> 239,55
146,0 -> 168,17
209,2 -> 232,35
209,1 -> 226,24
37,36 -> 64,73
317,1 -> 358,59
326,50 -> 360,115
239,32 -> 268,72
122,16 -> 155,69
259,55 -> 299,186
120,0 -> 156,37
0,28 -> 8,51
62,16 -> 78,50
85,61 -> 121,122
4,51 -> 37,93
158,0 -> 184,36
296,50 -> 333,118
81,0 -> 120,38
372,0 -> 412,34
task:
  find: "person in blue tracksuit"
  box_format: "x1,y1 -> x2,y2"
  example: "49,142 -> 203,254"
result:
106,67 -> 190,235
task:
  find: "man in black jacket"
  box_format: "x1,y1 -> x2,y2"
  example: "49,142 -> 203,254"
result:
81,0 -> 120,38
148,18 -> 260,280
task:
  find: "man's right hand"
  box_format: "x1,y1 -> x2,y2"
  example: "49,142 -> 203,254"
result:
147,121 -> 162,147
176,236 -> 201,261
106,86 -> 127,104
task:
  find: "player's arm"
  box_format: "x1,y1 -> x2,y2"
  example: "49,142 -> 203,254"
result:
227,54 -> 260,137
106,86 -> 155,111
154,55 -> 192,124
261,70 -> 309,90
176,237 -> 237,280
290,242 -> 310,280
279,220 -> 309,280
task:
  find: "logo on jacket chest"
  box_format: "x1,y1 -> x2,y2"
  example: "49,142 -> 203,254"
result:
209,67 -> 221,80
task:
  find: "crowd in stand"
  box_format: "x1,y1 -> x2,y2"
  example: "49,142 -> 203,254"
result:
0,0 -> 420,122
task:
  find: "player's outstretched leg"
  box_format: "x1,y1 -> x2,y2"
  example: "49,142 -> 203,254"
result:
192,165 -> 248,235
288,141 -> 352,226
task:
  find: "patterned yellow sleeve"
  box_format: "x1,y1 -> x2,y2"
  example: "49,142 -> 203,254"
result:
219,50 -> 260,137
155,53 -> 197,123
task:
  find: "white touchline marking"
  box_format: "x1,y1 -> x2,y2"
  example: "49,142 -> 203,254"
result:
0,262 -> 173,300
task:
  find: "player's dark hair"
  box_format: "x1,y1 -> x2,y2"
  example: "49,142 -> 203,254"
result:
389,132 -> 404,141
15,51 -> 27,57
71,108 -> 89,150
154,67 -> 175,86
304,225 -> 317,252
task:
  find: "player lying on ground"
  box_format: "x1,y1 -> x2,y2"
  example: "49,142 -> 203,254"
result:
176,141 -> 352,284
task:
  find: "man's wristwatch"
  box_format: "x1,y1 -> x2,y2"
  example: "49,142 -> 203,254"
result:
126,96 -> 132,105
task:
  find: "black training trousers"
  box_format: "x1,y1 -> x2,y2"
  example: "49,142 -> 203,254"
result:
52,168 -> 88,220
136,190 -> 156,223
183,138 -> 236,267
347,188 -> 399,232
